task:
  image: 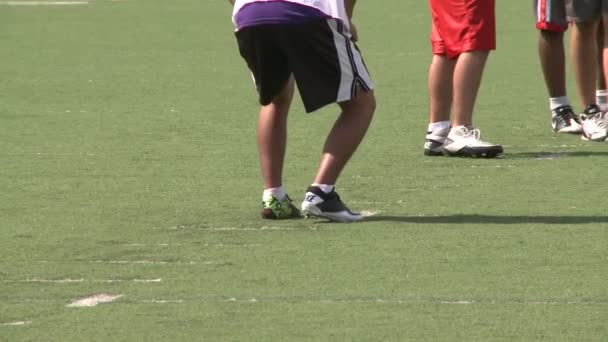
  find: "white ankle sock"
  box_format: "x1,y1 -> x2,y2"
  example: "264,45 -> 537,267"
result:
596,90 -> 608,111
311,183 -> 334,194
263,186 -> 286,200
427,120 -> 451,133
549,96 -> 570,111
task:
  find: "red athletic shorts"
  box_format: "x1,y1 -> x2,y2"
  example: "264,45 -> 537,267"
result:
429,0 -> 496,59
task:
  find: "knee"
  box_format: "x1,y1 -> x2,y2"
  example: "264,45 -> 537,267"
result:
540,29 -> 563,42
573,21 -> 598,35
353,89 -> 376,119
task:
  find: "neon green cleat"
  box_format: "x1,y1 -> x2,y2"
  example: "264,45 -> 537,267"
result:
261,194 -> 301,219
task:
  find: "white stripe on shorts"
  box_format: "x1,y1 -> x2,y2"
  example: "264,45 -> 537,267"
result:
328,19 -> 374,103
536,0 -> 552,23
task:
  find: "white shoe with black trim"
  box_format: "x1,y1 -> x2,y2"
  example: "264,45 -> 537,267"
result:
442,125 -> 503,158
424,127 -> 450,156
580,105 -> 607,141
301,186 -> 363,223
551,105 -> 582,134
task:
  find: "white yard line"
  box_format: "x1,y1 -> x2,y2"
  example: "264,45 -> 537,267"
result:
86,260 -> 206,265
170,225 -> 300,231
3,278 -> 162,284
67,294 -> 123,308
123,243 -> 261,247
360,210 -> 381,217
0,321 -> 32,326
0,1 -> 89,5
35,260 -> 211,265
140,299 -> 185,304
11,296 -> 604,306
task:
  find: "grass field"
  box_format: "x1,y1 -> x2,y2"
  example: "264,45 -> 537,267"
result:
1,0 -> 607,341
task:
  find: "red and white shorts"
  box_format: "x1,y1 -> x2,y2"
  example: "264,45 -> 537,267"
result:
535,0 -> 568,32
429,0 -> 496,59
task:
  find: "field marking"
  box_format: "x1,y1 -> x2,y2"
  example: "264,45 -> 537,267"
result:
140,297 -> 606,306
86,260 -> 207,265
0,321 -> 32,326
170,225 -> 301,231
140,299 -> 185,304
34,260 -> 211,265
0,1 -> 89,5
123,243 -> 180,247
10,296 -> 606,306
217,297 -> 604,306
4,278 -> 162,284
122,243 -> 261,248
361,210 -> 381,217
67,294 -> 123,308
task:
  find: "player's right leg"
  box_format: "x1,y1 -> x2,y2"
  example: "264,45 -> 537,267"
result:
430,0 -> 502,158
300,88 -> 375,222
283,19 -> 376,222
425,22 -> 455,156
535,0 -> 581,133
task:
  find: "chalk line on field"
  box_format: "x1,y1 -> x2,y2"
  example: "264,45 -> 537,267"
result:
33,260 -> 211,265
360,210 -> 381,217
67,294 -> 123,307
169,225 -> 301,231
122,243 -> 261,248
86,260 -> 207,265
0,321 -> 32,326
7,278 -> 162,284
0,1 -> 89,5
136,296 -> 606,306
10,295 -> 606,306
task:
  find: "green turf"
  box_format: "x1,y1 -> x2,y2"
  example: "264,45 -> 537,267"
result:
1,0 -> 607,341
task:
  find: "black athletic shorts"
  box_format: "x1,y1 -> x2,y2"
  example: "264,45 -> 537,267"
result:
235,19 -> 374,113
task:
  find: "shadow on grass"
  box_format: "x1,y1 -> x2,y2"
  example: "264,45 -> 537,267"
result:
507,151 -> 608,159
364,214 -> 608,224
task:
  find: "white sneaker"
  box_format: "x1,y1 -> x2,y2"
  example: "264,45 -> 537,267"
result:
551,105 -> 582,134
301,186 -> 363,223
424,127 -> 450,156
442,125 -> 503,158
581,107 -> 607,141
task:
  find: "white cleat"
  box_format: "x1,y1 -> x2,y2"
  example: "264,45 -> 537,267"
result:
442,125 -> 503,158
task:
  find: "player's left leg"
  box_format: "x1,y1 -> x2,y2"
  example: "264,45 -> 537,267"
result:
442,50 -> 503,158
570,21 -> 600,109
257,77 -> 302,219
596,23 -> 608,111
235,24 -> 301,219
567,0 -> 607,140
601,7 -> 608,142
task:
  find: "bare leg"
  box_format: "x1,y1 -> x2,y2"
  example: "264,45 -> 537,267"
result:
602,14 -> 608,92
539,30 -> 567,98
257,77 -> 294,189
313,88 -> 376,185
428,54 -> 456,123
571,21 -> 600,107
451,50 -> 489,127
597,23 -> 606,91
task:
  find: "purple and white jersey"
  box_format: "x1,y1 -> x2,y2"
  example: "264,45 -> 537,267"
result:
232,0 -> 349,30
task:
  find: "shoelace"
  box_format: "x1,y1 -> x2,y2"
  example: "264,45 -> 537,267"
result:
596,113 -> 607,129
585,112 -> 608,129
561,110 -> 577,123
462,126 -> 482,141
